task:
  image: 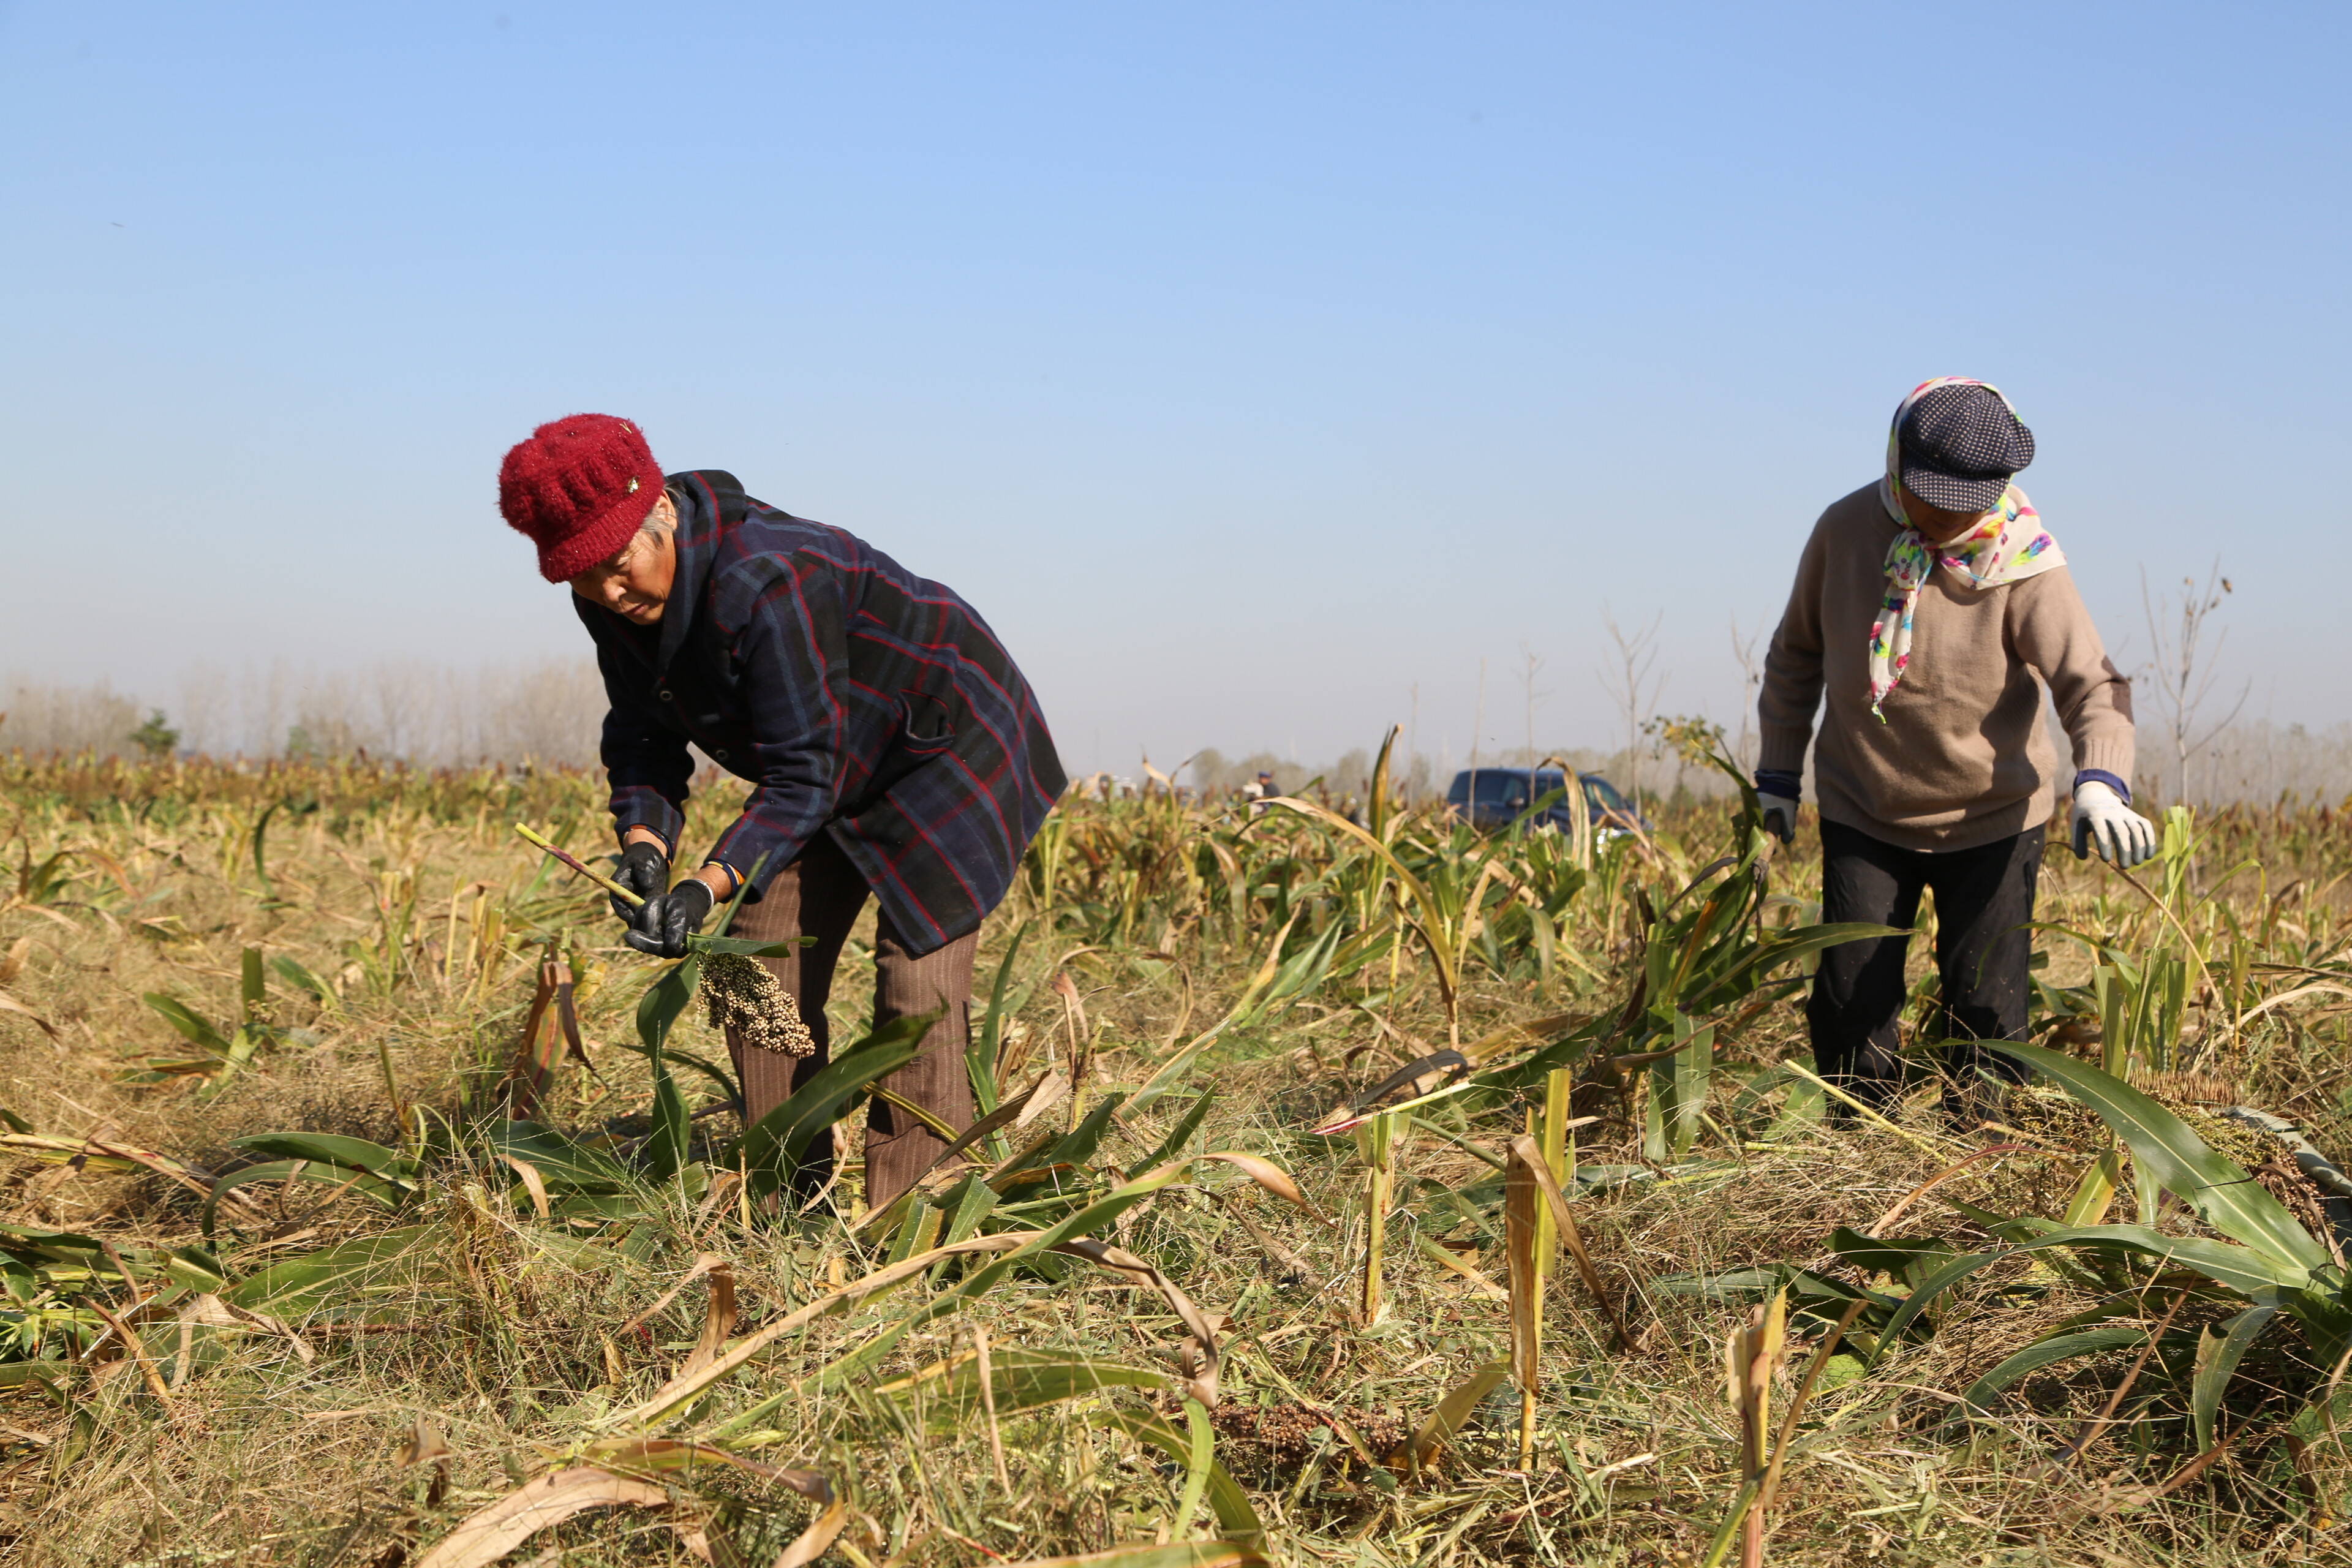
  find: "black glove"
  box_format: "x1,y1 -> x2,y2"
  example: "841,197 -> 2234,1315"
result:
627,877 -> 713,959
611,840 -> 671,922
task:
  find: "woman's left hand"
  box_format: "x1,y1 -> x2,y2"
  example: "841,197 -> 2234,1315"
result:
2070,782 -> 2157,868
627,878 -> 714,958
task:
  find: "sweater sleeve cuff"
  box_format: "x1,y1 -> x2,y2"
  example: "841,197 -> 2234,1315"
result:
1754,769 -> 1803,802
1755,728 -> 1812,778
611,786 -> 684,856
2074,769 -> 2132,805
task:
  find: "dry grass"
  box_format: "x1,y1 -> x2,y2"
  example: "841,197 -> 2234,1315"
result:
0,752 -> 2347,1567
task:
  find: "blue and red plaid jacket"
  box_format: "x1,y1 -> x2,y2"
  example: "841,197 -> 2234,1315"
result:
580,470 -> 1067,954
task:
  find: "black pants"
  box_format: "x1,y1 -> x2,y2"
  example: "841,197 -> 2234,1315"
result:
1809,818 -> 2042,1106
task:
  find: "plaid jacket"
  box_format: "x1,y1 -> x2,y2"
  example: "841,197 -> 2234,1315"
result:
580,470 -> 1066,954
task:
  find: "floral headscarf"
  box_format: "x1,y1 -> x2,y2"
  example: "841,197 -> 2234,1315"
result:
1868,377 -> 2065,718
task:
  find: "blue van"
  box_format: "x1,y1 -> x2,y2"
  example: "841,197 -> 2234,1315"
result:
1444,767 -> 1645,834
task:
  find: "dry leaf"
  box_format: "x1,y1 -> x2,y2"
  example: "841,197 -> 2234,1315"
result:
413,1466 -> 674,1568
682,1256 -> 737,1378
0,990 -> 58,1041
582,1438 -> 828,1500
1194,1150 -> 1308,1210
771,1496 -> 846,1568
498,1154 -> 551,1219
398,1414 -> 453,1469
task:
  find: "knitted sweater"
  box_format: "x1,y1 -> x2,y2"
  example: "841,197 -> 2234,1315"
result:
1757,482 -> 2135,852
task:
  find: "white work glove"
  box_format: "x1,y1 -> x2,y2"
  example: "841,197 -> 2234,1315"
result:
2070,781 -> 2156,867
1758,793 -> 1798,845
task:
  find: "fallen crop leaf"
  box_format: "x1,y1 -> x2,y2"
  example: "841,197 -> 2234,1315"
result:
497,1154 -> 551,1219
771,1496 -> 846,1568
581,1438 -> 829,1500
413,1466 -> 674,1568
683,1256 -> 736,1378
398,1414 -> 452,1468
1192,1151 -> 1308,1210
0,990 -> 58,1041
1004,1546 -> 1267,1568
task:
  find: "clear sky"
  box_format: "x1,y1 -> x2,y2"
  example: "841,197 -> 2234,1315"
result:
3,2 -> 2345,776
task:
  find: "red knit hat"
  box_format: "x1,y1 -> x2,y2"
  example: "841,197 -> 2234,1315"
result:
499,414 -> 666,582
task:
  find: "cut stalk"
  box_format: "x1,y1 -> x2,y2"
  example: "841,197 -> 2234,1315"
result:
1504,1136 -> 1545,1466
515,822 -> 642,907
1358,1110 -> 1396,1325
1535,1066 -> 1572,1290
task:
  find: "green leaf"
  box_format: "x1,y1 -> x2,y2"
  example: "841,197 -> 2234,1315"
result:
1958,1326 -> 2150,1416
646,1055 -> 692,1181
2193,1303 -> 2277,1453
1175,1396 -> 1215,1537
141,993 -> 228,1056
973,923 -> 1030,1125
1828,1227 -> 1958,1289
229,1133 -> 412,1180
879,1346 -> 1172,1434
602,1039 -> 739,1103
484,1121 -> 635,1192
1989,1041 -> 2332,1273
740,1013 -> 936,1200
1687,922 -> 1907,1011
1138,1092 -> 1217,1172
223,1226 -> 428,1311
1262,918 -> 1348,1006
270,956 -> 336,1008
936,1174 -> 1000,1248
636,956 -> 703,1052
164,1245 -> 228,1293
684,935 -> 815,957
203,1160 -> 410,1235
1097,1407 -> 1264,1545
799,1158 -> 1215,1396
1871,1250 -> 2007,1356
239,948 -> 266,1016
2016,1225 -> 2309,1297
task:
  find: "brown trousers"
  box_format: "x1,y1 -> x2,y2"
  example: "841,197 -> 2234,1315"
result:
724,832 -> 979,1210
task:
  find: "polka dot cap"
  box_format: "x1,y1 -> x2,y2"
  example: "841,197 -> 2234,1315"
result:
1897,382 -> 2037,513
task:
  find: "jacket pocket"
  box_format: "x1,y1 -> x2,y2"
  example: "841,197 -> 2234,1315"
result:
898,690 -> 957,753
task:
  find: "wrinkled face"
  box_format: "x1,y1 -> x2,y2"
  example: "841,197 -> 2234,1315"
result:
567,493 -> 677,624
1898,483 -> 1994,547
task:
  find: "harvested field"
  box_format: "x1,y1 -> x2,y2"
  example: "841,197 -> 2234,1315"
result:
1,746 -> 2350,1566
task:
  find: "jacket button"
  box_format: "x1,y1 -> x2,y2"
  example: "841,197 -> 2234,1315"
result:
713,748 -> 729,761
658,690 -> 674,703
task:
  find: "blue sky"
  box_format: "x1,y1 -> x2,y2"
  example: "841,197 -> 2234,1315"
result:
2,2 -> 2344,775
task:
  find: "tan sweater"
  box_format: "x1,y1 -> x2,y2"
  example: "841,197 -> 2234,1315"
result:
1758,482 -> 2135,852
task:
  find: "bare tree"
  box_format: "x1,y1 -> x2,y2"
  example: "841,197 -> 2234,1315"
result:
1728,616 -> 1765,771
1601,609 -> 1667,805
1405,681 -> 1419,804
1519,646 -> 1549,770
2140,562 -> 2247,805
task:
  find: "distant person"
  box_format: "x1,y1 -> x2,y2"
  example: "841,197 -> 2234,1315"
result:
498,415 -> 1066,1206
1754,378 -> 2154,1117
1245,770 -> 1278,814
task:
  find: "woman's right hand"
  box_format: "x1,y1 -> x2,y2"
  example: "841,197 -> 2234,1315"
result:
1758,793 -> 1798,845
611,839 -> 671,921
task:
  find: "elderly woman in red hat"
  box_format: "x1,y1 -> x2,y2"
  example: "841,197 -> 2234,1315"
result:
499,414 -> 1066,1206
1755,378 -> 2155,1117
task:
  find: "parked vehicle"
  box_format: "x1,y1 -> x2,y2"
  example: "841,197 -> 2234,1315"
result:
1444,767 -> 1646,834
